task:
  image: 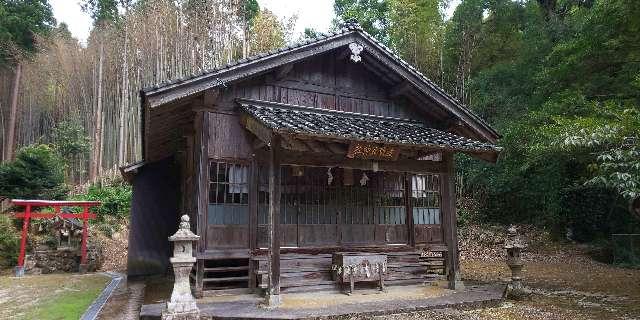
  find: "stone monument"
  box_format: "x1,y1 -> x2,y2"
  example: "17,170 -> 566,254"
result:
162,215 -> 200,320
504,225 -> 529,299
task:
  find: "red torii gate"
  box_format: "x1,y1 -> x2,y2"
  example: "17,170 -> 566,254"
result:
10,199 -> 100,276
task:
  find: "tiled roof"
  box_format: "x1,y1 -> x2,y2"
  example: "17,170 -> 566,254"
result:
141,21 -> 498,141
239,100 -> 500,155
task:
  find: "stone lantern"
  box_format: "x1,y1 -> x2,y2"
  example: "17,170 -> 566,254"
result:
162,215 -> 200,320
504,225 -> 527,298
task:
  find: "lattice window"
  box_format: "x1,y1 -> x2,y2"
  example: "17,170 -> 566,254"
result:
258,166 -> 406,225
411,174 -> 441,225
207,161 -> 249,225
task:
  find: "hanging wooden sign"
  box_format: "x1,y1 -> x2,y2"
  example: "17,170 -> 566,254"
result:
347,141 -> 400,161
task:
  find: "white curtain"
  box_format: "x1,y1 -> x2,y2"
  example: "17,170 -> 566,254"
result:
228,164 -> 248,194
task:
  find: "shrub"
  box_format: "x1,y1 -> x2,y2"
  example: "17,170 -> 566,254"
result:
0,215 -> 19,267
49,121 -> 91,182
0,144 -> 68,200
71,177 -> 132,222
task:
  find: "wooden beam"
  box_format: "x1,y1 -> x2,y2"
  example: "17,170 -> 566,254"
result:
337,47 -> 352,61
267,134 -> 282,305
241,114 -> 273,146
326,142 -> 347,155
252,138 -> 266,150
358,59 -> 398,85
255,149 -> 444,173
302,139 -> 330,154
203,88 -> 220,107
440,152 -> 461,290
281,135 -> 310,152
275,63 -> 294,80
389,81 -> 412,98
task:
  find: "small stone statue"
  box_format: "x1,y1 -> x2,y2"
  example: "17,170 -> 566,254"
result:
162,215 -> 200,320
504,225 -> 529,299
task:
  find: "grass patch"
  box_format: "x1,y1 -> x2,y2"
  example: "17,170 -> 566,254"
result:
0,273 -> 110,319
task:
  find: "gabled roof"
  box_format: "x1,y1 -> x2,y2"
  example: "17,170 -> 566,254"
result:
141,22 -> 499,143
239,99 -> 500,161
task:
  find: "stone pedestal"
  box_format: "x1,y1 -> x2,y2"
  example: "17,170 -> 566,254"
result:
263,293 -> 282,308
14,266 -> 25,277
450,271 -> 465,291
161,215 -> 200,320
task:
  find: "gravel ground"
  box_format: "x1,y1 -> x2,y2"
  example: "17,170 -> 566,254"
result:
353,225 -> 640,320
94,224 -> 640,319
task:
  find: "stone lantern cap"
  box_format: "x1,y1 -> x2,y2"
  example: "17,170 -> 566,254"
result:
168,215 -> 200,242
504,225 -> 527,249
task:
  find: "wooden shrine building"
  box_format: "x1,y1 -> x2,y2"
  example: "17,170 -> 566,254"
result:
122,23 -> 500,301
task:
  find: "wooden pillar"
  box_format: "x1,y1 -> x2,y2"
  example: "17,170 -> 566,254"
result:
194,110 -> 209,296
404,173 -> 415,247
266,134 -> 282,306
15,204 -> 31,276
79,204 -> 89,272
440,152 -> 463,290
248,158 -> 259,292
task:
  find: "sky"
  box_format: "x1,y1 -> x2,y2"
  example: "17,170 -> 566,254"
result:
50,0 -> 460,44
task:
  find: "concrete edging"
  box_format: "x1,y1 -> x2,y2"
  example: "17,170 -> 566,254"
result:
81,272 -> 124,320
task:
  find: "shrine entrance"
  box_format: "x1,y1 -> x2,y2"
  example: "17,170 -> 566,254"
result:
258,166 -> 421,248
205,162 -> 443,250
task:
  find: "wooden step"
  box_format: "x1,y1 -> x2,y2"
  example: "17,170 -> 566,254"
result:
204,266 -> 249,272
201,288 -> 251,296
203,276 -> 249,283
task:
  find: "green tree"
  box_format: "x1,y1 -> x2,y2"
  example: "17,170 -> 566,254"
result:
388,0 -> 446,81
0,144 -> 68,200
241,0 -> 259,57
302,27 -> 319,40
1,0 -> 55,162
50,121 -> 91,182
80,0 -> 119,24
0,0 -> 55,63
249,9 -> 295,54
333,0 -> 390,43
453,0 -> 640,240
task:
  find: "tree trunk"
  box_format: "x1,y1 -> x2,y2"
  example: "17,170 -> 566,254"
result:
4,63 -> 22,162
90,43 -> 104,182
118,26 -> 129,166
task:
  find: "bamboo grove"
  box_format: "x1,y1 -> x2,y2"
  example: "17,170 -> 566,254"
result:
0,0 -> 293,183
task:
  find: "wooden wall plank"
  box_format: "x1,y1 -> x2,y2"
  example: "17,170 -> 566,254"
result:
208,112 -> 252,159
